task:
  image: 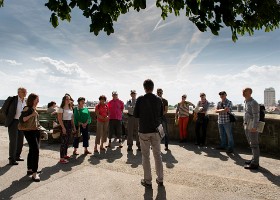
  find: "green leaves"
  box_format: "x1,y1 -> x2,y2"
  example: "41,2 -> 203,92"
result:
134,0 -> 146,11
50,13 -> 59,28
2,0 -> 280,41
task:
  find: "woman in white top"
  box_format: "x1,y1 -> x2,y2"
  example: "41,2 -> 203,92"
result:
57,94 -> 76,164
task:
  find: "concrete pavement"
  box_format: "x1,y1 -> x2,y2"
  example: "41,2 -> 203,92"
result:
0,126 -> 279,200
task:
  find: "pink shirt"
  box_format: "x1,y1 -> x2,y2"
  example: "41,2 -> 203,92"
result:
108,99 -> 124,120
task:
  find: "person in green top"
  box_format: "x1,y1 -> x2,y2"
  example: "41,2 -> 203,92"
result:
73,97 -> 92,155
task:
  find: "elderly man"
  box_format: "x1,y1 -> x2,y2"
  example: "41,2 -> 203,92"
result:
2,87 -> 27,165
215,91 -> 234,153
243,88 -> 260,170
134,79 -> 164,188
106,91 -> 124,148
126,90 -> 140,151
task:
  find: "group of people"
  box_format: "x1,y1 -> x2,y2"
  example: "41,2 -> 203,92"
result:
2,82 -> 261,185
174,89 -> 260,171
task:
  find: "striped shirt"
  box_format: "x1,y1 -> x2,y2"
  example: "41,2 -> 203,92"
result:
176,101 -> 195,117
216,99 -> 232,124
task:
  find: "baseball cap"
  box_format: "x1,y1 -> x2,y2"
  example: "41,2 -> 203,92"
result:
182,94 -> 187,98
219,91 -> 227,95
112,91 -> 118,95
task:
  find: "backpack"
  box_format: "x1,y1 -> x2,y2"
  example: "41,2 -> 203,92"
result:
259,105 -> 265,122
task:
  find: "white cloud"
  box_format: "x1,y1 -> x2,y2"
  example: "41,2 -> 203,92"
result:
0,59 -> 22,65
202,65 -> 280,104
1,0 -> 280,107
176,31 -> 212,77
32,57 -> 88,78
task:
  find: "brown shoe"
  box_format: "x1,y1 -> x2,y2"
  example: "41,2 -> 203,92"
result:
84,150 -> 92,155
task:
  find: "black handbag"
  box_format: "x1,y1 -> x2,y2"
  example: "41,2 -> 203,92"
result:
228,112 -> 236,122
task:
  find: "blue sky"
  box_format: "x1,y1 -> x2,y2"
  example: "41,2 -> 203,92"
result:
0,0 -> 280,106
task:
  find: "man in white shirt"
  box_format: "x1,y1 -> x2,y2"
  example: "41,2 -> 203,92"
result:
2,87 -> 27,165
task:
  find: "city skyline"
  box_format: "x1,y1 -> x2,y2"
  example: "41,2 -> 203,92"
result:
1,0 -> 280,106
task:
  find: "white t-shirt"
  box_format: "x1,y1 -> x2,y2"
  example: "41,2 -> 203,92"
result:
57,108 -> 73,120
14,96 -> 26,119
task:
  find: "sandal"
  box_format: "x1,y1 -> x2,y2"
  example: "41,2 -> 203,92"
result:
59,159 -> 69,164
64,155 -> 71,159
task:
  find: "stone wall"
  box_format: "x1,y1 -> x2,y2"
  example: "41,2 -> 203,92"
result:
0,109 -> 279,154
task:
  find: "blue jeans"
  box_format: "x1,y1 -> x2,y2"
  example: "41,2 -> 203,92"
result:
218,122 -> 234,150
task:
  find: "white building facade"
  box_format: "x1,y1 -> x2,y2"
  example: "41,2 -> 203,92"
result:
264,87 -> 276,108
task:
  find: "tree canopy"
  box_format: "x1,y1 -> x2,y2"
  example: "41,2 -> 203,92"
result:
1,0 -> 280,41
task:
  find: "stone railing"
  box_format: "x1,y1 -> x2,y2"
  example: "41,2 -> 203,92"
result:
0,109 -> 279,155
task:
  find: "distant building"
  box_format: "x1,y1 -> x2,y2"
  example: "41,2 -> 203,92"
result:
264,87 -> 276,108
86,100 -> 98,108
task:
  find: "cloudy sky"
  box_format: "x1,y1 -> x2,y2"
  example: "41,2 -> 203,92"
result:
0,0 -> 279,106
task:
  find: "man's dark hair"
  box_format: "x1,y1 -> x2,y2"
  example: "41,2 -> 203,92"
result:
47,101 -> 56,108
143,79 -> 154,91
99,95 -> 107,101
77,97 -> 85,103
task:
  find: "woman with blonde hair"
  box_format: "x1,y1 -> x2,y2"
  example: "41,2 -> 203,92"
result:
57,94 -> 76,164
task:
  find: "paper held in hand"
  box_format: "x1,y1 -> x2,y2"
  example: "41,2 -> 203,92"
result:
194,107 -> 203,113
247,120 -> 265,133
156,124 -> 165,139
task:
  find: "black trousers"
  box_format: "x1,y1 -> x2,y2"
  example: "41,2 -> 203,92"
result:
8,119 -> 24,162
109,119 -> 122,140
195,117 -> 209,145
24,130 -> 40,172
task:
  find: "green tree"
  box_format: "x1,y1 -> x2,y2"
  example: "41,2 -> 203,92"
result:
1,0 -> 280,41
